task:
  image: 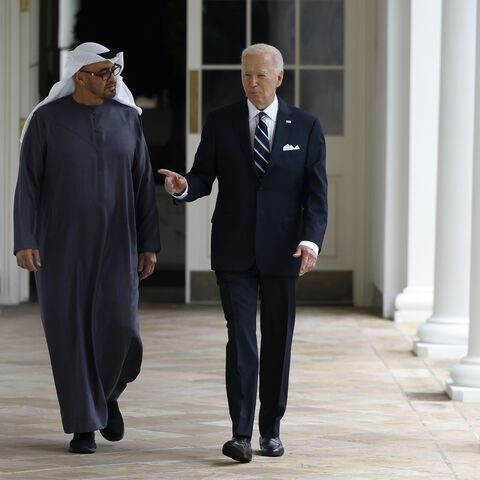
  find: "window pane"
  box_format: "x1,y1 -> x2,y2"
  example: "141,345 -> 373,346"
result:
277,69 -> 294,105
300,70 -> 343,135
300,0 -> 344,65
203,0 -> 246,64
251,0 -> 295,64
202,70 -> 244,124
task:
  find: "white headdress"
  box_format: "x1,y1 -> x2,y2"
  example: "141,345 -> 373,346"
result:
20,42 -> 142,142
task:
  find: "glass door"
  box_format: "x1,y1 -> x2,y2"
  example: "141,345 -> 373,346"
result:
185,0 -> 374,305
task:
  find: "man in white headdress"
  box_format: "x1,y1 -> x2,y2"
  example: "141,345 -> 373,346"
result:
14,42 -> 161,454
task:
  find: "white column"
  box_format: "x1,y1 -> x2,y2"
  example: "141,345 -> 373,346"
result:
446,0 -> 480,401
0,0 -> 38,305
394,0 -> 441,323
0,0 -> 24,305
372,0 -> 410,318
413,0 -> 476,358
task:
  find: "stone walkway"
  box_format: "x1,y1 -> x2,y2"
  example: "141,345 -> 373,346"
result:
0,303 -> 479,479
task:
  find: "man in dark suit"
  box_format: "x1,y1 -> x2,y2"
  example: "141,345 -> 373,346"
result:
159,43 -> 327,462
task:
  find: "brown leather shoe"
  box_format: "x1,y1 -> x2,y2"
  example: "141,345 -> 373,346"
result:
222,436 -> 252,462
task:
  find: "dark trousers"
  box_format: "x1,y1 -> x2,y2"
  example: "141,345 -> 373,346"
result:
216,270 -> 297,439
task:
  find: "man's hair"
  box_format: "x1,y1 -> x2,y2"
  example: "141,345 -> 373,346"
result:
241,43 -> 284,74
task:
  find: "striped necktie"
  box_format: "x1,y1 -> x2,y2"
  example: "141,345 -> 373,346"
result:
253,111 -> 270,177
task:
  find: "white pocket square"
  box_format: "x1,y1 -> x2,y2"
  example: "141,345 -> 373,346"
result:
283,144 -> 300,151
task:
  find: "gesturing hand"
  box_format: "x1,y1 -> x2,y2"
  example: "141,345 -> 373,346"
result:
16,249 -> 42,272
158,169 -> 187,195
292,245 -> 317,276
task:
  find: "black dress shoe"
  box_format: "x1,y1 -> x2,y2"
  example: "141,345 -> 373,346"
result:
222,436 -> 252,462
100,400 -> 124,441
259,436 -> 284,457
68,432 -> 96,454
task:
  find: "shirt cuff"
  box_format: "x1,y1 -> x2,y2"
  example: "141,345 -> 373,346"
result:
172,183 -> 189,200
299,240 -> 319,256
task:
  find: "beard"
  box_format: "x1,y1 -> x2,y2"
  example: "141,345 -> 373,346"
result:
102,82 -> 117,99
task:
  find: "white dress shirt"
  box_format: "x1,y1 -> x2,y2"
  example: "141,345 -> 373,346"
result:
247,96 -> 278,149
174,95 -> 319,257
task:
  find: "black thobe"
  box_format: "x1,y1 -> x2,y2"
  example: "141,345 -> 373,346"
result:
13,95 -> 161,433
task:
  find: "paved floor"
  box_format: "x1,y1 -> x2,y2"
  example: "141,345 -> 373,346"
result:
0,302 -> 479,479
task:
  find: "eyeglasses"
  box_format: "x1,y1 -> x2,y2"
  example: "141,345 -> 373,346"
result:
78,63 -> 121,81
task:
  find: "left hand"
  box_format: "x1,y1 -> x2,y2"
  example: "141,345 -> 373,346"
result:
292,245 -> 317,276
138,252 -> 157,281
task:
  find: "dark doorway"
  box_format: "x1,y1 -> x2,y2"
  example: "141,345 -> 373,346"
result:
36,0 -> 187,302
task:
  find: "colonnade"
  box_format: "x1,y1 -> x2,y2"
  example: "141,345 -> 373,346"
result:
394,0 -> 480,400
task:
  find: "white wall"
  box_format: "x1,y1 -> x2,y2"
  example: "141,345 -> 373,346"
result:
371,0 -> 388,298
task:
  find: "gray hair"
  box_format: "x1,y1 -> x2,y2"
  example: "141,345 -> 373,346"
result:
241,43 -> 284,74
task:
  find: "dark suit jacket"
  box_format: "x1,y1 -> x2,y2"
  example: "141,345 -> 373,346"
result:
182,96 -> 328,276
